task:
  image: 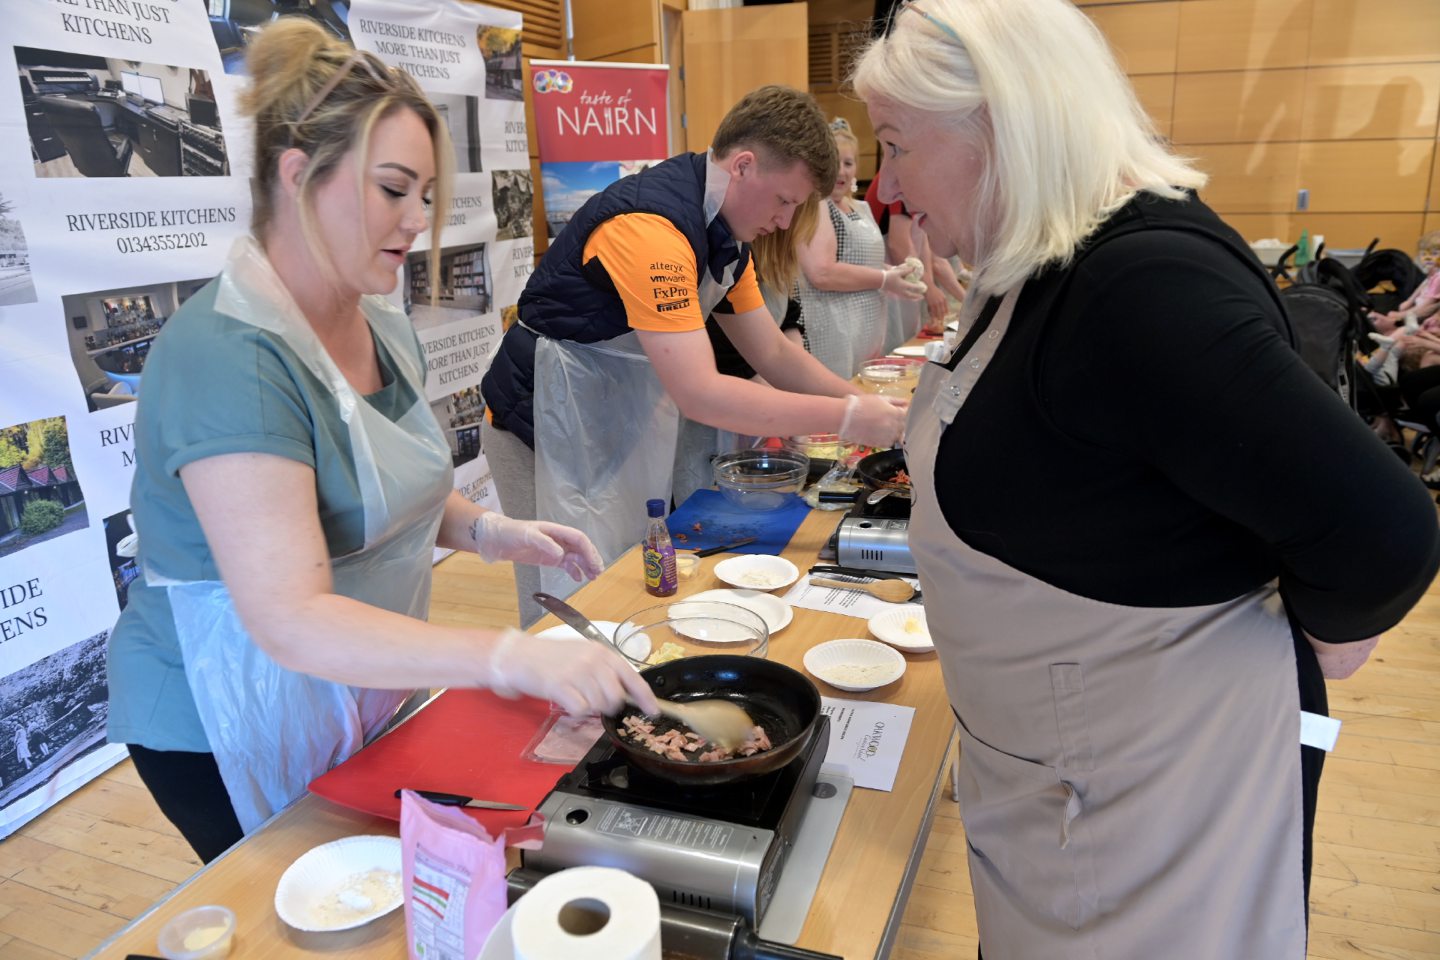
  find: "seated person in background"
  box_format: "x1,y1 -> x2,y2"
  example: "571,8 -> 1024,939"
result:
1370,230 -> 1440,331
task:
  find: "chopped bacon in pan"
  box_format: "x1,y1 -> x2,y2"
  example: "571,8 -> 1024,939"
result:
619,717 -> 773,763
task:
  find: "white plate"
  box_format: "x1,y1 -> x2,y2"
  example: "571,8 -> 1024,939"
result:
713,554 -> 800,592
682,588 -> 793,634
868,605 -> 934,653
275,835 -> 403,933
535,620 -> 652,666
890,343 -> 928,357
803,639 -> 906,692
475,901 -> 519,959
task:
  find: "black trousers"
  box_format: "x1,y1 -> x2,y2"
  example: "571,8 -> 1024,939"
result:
128,744 -> 244,864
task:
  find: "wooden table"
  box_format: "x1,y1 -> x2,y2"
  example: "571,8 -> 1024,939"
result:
87,508 -> 956,960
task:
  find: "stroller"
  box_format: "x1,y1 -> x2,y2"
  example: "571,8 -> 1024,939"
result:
1354,246 -> 1426,315
1277,256 -> 1372,409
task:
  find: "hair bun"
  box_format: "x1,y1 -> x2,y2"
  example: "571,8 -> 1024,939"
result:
829,117 -> 853,132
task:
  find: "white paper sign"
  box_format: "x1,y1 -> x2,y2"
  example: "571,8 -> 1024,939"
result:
819,696 -> 915,792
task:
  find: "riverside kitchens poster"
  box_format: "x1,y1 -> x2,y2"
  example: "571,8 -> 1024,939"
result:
0,0 -> 518,837
529,60 -> 669,240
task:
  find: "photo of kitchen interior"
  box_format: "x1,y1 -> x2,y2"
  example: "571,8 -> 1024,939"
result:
18,47 -> 229,178
60,278 -> 210,411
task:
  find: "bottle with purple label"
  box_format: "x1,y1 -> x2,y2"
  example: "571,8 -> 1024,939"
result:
642,498 -> 678,597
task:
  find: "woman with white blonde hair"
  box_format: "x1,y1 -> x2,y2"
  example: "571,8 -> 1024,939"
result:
854,1 -> 1439,957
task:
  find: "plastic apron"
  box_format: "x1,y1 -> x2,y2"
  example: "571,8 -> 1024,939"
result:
531,156 -> 740,599
906,288 -> 1308,958
151,237 -> 454,833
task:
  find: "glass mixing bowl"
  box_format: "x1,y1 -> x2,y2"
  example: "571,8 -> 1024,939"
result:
614,600 -> 770,669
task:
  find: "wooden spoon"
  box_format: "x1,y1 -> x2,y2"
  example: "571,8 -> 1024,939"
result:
809,576 -> 915,603
656,698 -> 756,751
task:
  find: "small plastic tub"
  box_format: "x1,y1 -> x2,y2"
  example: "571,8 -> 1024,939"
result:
158,905 -> 236,960
674,553 -> 700,580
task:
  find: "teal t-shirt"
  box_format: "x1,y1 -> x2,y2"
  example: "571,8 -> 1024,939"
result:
106,278 -> 424,752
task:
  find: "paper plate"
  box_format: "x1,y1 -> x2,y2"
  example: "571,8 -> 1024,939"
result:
682,588 -> 793,634
535,620 -> 652,666
803,639 -> 906,692
867,605 -> 934,653
712,554 -> 799,592
275,835 -> 403,933
890,343 -> 928,357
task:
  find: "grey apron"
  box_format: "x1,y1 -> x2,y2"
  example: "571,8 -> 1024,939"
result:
906,288 -> 1308,959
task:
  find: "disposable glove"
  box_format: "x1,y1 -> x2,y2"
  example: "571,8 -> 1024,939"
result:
879,259 -> 927,301
483,628 -> 661,716
473,512 -> 604,581
838,394 -> 908,448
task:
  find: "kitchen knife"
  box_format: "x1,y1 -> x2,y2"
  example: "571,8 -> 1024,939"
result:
532,592 -> 615,649
395,789 -> 528,811
692,536 -> 758,558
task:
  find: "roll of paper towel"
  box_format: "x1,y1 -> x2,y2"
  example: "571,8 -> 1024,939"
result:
511,866 -> 662,960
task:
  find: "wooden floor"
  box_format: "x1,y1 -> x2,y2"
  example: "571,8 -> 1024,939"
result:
3,542 -> 1438,959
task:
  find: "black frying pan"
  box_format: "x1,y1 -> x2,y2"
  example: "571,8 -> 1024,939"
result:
602,655 -> 821,786
855,448 -> 909,492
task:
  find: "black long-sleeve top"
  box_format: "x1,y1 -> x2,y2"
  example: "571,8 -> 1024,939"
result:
933,193 -> 1439,643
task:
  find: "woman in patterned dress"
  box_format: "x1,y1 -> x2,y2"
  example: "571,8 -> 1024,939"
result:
797,119 -> 925,378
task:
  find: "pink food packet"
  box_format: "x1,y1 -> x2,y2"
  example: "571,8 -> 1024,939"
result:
399,789 -> 542,960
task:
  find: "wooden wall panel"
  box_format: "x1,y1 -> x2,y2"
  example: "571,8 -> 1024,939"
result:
1307,0 -> 1440,68
1176,0 -> 1312,73
1171,69 -> 1305,145
1430,142 -> 1440,211
1214,212 -> 1293,242
1129,74 -> 1175,140
1291,212 -> 1426,250
1426,212 -> 1440,236
1086,2 -> 1180,76
1301,63 -> 1440,141
1298,139 -> 1435,212
808,0 -> 872,26
571,0 -> 656,61
814,91 -> 876,182
1188,141 -> 1300,212
593,44 -> 662,64
683,4 -> 809,153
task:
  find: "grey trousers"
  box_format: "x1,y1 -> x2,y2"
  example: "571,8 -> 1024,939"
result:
480,419 -> 546,628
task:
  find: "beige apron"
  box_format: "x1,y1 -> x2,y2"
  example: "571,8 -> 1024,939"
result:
906,288 -> 1308,958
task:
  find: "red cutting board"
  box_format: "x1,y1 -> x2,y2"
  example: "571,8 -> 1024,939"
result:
308,689 -> 574,832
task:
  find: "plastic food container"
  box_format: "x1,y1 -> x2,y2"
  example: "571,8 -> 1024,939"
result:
157,905 -> 236,960
785,434 -> 850,482
674,553 -> 700,579
857,358 -> 922,397
712,449 -> 809,511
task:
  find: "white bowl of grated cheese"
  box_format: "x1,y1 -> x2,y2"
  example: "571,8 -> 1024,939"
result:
275,835 -> 403,933
713,554 -> 799,592
803,639 -> 906,692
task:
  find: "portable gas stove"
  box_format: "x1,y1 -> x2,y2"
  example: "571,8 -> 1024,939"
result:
519,715 -> 852,946
819,490 -> 914,574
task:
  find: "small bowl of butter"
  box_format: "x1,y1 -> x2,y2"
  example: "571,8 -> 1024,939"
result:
158,904 -> 236,959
